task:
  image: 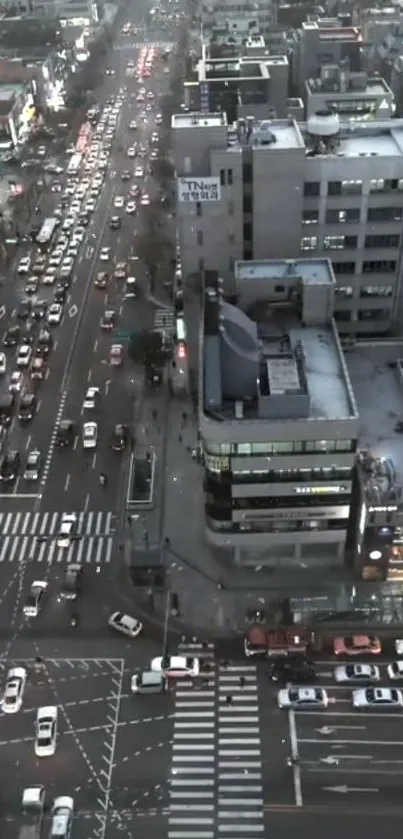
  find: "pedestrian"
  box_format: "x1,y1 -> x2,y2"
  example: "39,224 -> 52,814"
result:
239,676 -> 245,689
220,660 -> 228,669
182,410 -> 187,424
178,433 -> 182,443
225,695 -> 233,705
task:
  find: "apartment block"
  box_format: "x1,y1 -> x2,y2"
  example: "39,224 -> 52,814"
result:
200,258 -> 359,568
173,111 -> 403,335
290,17 -> 364,96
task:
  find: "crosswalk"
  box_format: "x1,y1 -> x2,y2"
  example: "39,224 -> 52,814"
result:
0,511 -> 115,565
169,643 -> 264,839
154,308 -> 175,332
116,40 -> 174,51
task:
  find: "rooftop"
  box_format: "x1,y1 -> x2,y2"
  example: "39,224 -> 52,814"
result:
235,258 -> 334,286
203,261 -> 356,424
227,117 -> 305,151
346,344 -> 403,485
172,112 -> 227,129
200,58 -> 267,81
306,75 -> 391,97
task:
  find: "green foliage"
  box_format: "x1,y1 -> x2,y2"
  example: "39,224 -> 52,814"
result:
128,330 -> 165,370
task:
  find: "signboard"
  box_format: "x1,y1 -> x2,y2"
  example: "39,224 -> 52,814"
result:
178,177 -> 221,203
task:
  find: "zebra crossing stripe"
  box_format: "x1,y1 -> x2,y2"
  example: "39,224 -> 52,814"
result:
0,511 -> 114,536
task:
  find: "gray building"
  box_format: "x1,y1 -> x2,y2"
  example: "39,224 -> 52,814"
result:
201,0 -> 275,41
305,67 -> 394,119
173,111 -> 403,336
290,17 -> 364,96
185,49 -> 289,122
200,258 -> 359,567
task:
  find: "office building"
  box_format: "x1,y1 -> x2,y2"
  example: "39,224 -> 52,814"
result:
305,66 -> 394,120
185,46 -> 289,122
200,258 -> 359,567
290,17 -> 364,97
173,111 -> 403,336
201,0 -> 275,43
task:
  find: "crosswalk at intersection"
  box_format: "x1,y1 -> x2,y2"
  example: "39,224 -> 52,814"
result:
0,511 -> 115,564
169,643 -> 264,839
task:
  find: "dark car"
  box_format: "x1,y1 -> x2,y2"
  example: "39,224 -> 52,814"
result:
121,170 -> 131,180
56,419 -> 75,448
0,395 -> 15,427
79,212 -> 90,227
17,299 -> 31,319
0,450 -> 20,483
54,285 -> 67,304
100,310 -> 115,330
3,325 -> 20,347
36,330 -> 53,357
18,393 -> 37,422
110,424 -> 129,452
268,654 -> 316,685
110,216 -> 121,229
32,300 -> 47,321
60,563 -> 83,600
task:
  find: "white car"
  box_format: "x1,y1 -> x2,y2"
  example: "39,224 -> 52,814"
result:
83,421 -> 98,449
395,639 -> 403,655
0,352 -> 6,374
23,580 -> 47,617
277,687 -> 328,710
100,247 -> 110,262
43,268 -> 57,285
334,664 -> 380,684
16,344 -> 32,368
135,166 -> 144,178
49,250 -> 63,267
50,796 -> 74,839
127,147 -> 136,157
9,371 -> 23,393
387,661 -> 403,680
141,193 -> 150,206
114,196 -> 124,208
17,257 -> 31,275
47,304 -> 63,325
2,666 -> 27,714
108,611 -> 143,638
353,686 -> 403,709
35,706 -> 58,757
72,226 -> 85,243
67,246 -> 79,259
151,655 -> 200,678
57,513 -> 77,548
126,202 -> 136,214
85,200 -> 96,213
83,387 -> 100,409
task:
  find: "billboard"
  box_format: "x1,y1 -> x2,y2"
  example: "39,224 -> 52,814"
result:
178,177 -> 220,203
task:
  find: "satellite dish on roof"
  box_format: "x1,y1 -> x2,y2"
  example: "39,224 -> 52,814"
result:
307,109 -> 340,138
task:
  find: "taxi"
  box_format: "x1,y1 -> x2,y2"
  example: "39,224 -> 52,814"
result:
109,344 -> 123,366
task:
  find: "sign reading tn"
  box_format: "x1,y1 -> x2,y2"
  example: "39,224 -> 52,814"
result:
178,177 -> 221,203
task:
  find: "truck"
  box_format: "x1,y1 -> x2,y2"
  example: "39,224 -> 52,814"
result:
19,786 -> 46,839
244,626 -> 312,658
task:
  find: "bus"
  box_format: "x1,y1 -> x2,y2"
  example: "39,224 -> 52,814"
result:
67,153 -> 82,174
36,217 -> 59,251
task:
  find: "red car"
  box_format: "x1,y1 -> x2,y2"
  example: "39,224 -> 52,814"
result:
333,635 -> 382,656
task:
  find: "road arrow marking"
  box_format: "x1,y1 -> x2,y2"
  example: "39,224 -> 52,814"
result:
323,786 -> 379,794
68,304 -> 78,318
0,305 -> 6,319
315,726 -> 367,735
85,246 -> 94,259
320,755 -> 372,764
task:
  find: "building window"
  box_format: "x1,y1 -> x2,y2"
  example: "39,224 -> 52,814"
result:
327,181 -> 341,196
324,235 -> 357,250
243,194 -> 252,213
243,222 -> 252,241
332,261 -> 356,275
198,257 -> 204,272
197,230 -> 203,246
367,207 -> 403,222
243,249 -> 253,260
365,234 -> 400,249
363,260 -> 397,274
360,285 -> 393,298
369,178 -> 385,192
228,200 -> 234,216
326,208 -> 360,224
196,202 -> 202,217
274,284 -> 285,293
301,236 -> 317,251
229,256 -> 235,271
358,309 -> 390,322
242,162 -> 252,183
368,178 -> 403,193
220,169 -> 226,186
302,210 -> 319,225
334,310 -> 352,322
227,168 -> 233,186
304,181 -> 320,196
335,286 -> 353,298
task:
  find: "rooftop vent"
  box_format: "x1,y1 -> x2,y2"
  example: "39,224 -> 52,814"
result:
307,108 -> 340,138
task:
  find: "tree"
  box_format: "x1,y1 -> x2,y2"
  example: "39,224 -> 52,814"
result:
128,330 -> 165,371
